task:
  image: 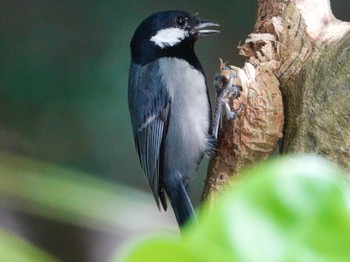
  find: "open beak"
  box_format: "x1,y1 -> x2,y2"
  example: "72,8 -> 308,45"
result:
191,20 -> 220,38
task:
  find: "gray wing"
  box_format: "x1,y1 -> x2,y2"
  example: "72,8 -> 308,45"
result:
128,61 -> 170,210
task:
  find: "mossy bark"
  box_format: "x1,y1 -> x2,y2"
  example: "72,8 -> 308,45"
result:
203,0 -> 350,204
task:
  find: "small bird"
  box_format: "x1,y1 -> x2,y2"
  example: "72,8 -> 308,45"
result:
128,10 -> 220,227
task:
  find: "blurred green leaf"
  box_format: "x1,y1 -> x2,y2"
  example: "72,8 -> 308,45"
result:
0,228 -> 59,262
122,155 -> 350,261
0,151 -> 175,232
119,236 -> 198,262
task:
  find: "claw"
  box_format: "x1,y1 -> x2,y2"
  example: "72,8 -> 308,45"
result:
220,82 -> 242,119
212,71 -> 243,139
225,103 -> 243,120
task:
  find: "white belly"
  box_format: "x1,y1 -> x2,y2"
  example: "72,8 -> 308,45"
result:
158,57 -> 210,175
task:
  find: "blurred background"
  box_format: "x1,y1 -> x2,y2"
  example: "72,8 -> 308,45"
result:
0,0 -> 349,261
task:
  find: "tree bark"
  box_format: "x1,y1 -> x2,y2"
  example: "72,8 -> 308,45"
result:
203,0 -> 350,205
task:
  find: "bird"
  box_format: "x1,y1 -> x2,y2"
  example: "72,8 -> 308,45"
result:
128,10 -> 220,228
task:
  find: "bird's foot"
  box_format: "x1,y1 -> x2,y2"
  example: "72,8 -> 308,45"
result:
212,71 -> 243,139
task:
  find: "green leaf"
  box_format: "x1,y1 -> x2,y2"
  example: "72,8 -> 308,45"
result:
0,228 -> 59,262
120,236 -> 199,262
0,151 -> 174,232
123,155 -> 350,261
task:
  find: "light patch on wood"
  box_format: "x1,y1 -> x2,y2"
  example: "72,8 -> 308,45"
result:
292,0 -> 350,42
245,33 -> 276,43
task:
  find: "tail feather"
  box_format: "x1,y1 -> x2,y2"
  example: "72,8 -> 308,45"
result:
159,187 -> 168,211
164,174 -> 196,228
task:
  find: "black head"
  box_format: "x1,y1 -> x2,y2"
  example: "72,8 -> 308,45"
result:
130,10 -> 220,65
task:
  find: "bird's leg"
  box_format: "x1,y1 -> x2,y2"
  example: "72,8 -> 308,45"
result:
212,71 -> 242,139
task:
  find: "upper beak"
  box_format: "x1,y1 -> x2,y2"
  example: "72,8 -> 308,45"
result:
191,20 -> 220,38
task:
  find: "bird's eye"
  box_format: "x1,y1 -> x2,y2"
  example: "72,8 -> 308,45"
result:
175,16 -> 187,27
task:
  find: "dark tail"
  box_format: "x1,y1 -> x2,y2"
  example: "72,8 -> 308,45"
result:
164,173 -> 196,228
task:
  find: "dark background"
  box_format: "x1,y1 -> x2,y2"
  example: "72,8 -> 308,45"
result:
0,0 -> 257,208
0,1 -> 349,261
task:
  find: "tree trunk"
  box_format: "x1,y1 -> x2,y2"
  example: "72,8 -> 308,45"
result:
202,0 -> 350,205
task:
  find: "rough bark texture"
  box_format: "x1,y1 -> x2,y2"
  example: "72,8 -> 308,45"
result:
203,0 -> 350,204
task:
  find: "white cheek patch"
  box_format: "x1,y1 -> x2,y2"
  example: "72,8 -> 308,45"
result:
150,28 -> 189,49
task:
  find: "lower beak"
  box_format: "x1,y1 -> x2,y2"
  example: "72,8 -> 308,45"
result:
191,20 -> 220,38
